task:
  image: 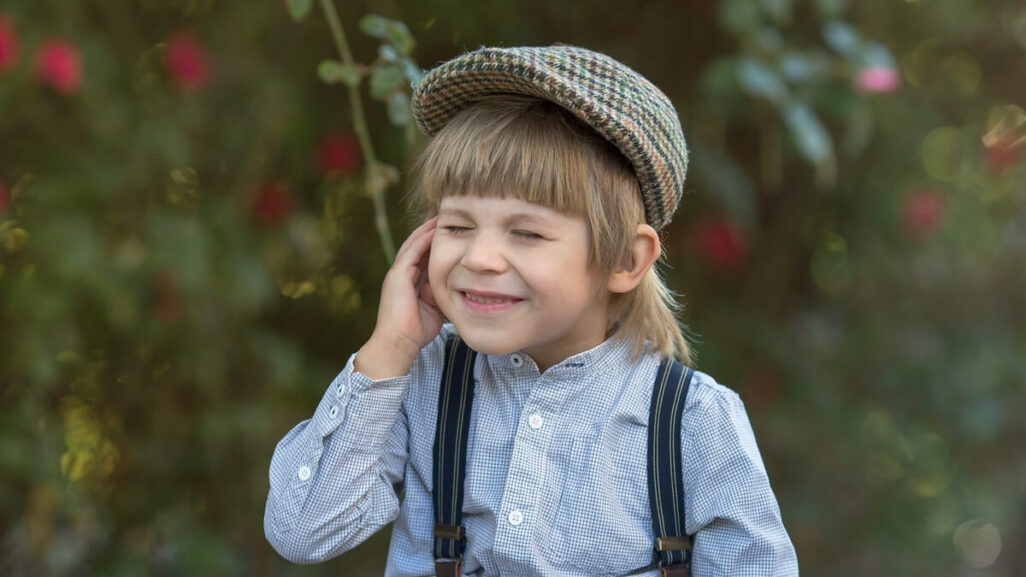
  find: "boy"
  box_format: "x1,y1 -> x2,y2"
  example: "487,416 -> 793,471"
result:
265,45 -> 798,576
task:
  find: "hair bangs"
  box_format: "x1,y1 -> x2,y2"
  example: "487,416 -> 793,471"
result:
412,95 -> 609,217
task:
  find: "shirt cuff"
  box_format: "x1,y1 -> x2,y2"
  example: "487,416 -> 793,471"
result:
311,352 -> 412,442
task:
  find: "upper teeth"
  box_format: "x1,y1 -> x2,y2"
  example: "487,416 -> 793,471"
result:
465,293 -> 512,304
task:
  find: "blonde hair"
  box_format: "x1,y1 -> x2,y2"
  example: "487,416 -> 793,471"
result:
409,95 -> 694,364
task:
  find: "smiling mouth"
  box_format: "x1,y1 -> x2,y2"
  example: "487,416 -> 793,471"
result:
463,292 -> 519,304
459,290 -> 523,311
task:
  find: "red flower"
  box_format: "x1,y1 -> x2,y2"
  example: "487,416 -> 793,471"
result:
317,133 -> 362,177
0,15 -> 18,73
901,189 -> 945,238
696,217 -> 749,271
164,31 -> 210,93
0,179 -> 9,216
853,66 -> 900,93
35,39 -> 82,95
153,270 -> 184,324
252,181 -> 294,227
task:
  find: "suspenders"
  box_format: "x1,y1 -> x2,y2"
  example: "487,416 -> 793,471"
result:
647,356 -> 697,576
432,334 -> 695,577
432,334 -> 479,577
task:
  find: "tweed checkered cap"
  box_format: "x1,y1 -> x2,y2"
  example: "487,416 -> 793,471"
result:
411,45 -> 687,230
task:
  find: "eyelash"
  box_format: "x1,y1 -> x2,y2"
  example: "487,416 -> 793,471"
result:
512,230 -> 542,240
442,226 -> 542,241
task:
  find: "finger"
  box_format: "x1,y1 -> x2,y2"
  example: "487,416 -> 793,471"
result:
413,232 -> 433,289
396,229 -> 435,286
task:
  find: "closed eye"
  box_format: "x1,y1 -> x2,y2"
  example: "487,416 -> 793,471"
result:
512,230 -> 544,241
442,225 -> 471,235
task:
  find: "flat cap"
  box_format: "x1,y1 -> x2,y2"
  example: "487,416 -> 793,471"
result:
411,44 -> 688,230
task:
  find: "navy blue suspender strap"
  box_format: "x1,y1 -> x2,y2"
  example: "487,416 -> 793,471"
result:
431,347 -> 695,577
648,356 -> 696,577
432,334 -> 477,577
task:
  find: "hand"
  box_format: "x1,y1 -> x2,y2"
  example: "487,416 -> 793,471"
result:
355,218 -> 444,379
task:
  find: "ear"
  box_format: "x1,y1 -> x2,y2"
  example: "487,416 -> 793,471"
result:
607,224 -> 661,294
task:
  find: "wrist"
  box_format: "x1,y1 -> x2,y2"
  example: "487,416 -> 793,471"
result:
354,331 -> 422,380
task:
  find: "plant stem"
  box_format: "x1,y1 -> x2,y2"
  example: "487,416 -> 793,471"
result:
319,0 -> 397,263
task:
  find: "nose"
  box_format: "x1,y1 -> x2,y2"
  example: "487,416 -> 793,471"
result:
460,234 -> 507,273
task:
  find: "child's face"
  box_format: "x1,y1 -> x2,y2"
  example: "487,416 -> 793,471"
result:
429,195 -> 611,371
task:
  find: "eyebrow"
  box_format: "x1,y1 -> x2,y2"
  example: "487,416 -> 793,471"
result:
437,207 -> 554,227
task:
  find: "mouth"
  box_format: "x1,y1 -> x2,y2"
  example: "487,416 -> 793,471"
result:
458,289 -> 524,312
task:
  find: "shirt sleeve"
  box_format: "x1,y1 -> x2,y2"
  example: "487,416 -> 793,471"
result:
682,382 -> 799,576
263,331 -> 445,563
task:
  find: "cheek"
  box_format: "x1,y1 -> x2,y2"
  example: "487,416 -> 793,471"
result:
427,241 -> 450,304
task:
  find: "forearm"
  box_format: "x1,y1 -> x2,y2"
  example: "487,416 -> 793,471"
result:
264,352 -> 411,563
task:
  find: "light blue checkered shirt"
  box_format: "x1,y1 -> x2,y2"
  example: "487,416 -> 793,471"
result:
265,326 -> 798,576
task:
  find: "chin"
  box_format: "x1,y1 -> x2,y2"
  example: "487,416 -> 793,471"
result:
446,323 -> 517,356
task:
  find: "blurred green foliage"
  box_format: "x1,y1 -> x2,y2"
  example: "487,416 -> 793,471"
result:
1,0 -> 1024,575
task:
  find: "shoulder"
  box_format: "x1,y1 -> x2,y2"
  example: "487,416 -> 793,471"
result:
676,368 -> 755,449
678,369 -> 767,474
646,357 -> 744,417
684,369 -> 744,416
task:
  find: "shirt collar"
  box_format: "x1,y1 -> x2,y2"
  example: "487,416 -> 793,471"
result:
484,331 -> 637,390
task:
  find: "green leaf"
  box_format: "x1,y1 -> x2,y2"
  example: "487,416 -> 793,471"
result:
399,57 -> 424,85
385,21 -> 416,55
700,58 -> 739,99
318,60 -> 362,87
720,0 -> 761,36
286,0 -> 313,22
737,58 -> 789,105
760,0 -> 793,26
387,92 -> 412,126
339,65 -> 363,88
815,0 -> 846,19
823,21 -> 860,58
369,64 -> 405,99
755,28 -> 784,53
361,15 -> 416,55
779,51 -> 832,84
359,14 -> 391,39
317,60 -> 346,84
784,103 -> 833,164
859,42 -> 896,68
379,44 -> 399,62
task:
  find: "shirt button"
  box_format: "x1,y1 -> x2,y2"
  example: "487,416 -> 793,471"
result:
528,413 -> 544,429
508,509 -> 524,526
510,353 -> 523,367
335,382 -> 347,397
297,465 -> 312,481
328,405 -> 339,419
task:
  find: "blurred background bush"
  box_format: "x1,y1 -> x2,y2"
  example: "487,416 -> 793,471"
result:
1,0 -> 1024,575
